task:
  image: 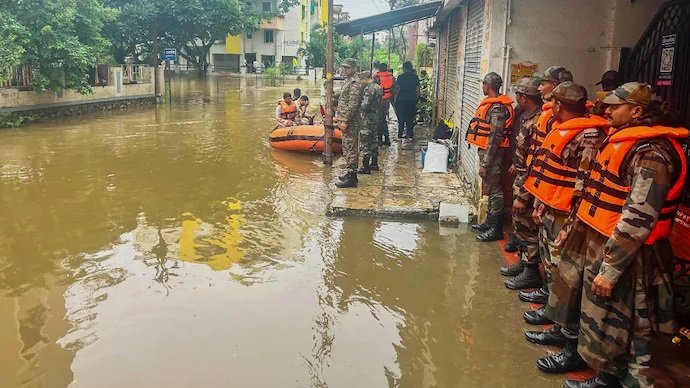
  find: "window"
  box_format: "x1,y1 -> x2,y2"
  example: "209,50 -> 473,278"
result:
262,2 -> 271,12
264,30 -> 274,43
301,5 -> 306,19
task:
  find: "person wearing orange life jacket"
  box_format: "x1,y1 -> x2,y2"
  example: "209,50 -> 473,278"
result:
521,82 -> 610,376
275,92 -> 297,128
467,72 -> 515,242
517,66 -> 574,306
558,83 -> 688,388
375,63 -> 394,146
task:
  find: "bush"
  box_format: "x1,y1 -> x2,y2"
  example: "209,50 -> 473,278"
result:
0,112 -> 31,128
262,65 -> 286,86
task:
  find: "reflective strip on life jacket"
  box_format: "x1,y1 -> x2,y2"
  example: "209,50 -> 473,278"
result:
465,95 -> 515,150
279,100 -> 297,121
378,72 -> 394,100
523,115 -> 609,212
576,125 -> 689,244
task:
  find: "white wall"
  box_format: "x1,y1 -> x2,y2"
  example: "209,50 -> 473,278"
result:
283,7 -> 301,57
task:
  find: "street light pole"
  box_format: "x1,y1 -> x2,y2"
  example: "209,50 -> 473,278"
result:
322,0 -> 334,165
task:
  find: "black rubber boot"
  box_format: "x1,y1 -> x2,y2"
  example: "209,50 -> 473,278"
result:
470,221 -> 491,233
523,305 -> 553,325
525,324 -> 567,347
476,214 -> 504,242
500,260 -> 525,277
563,373 -> 622,388
370,155 -> 379,171
505,264 -> 543,290
335,172 -> 358,188
504,233 -> 519,252
537,338 -> 587,374
519,286 -> 549,304
358,157 -> 371,174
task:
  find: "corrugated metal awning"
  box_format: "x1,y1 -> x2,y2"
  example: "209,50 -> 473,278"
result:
334,2 -> 443,36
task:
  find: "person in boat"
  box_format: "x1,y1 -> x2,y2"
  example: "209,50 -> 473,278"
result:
296,95 -> 315,125
275,92 -> 298,128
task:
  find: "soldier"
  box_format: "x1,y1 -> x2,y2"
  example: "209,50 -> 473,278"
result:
357,71 -> 383,174
561,83 -> 687,388
517,66 -> 573,306
335,58 -> 365,188
592,70 -> 623,116
467,72 -> 515,242
521,82 -> 609,374
501,77 -> 543,291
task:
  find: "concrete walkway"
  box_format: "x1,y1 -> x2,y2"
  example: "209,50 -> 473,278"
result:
328,122 -> 472,219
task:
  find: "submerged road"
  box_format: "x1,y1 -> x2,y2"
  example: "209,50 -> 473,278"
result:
0,77 -> 561,387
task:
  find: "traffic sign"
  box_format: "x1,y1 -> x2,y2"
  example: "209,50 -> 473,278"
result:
163,48 -> 177,61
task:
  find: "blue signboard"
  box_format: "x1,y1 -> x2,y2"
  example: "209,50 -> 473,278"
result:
163,48 -> 177,61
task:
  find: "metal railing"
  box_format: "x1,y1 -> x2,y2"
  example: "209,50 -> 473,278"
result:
122,64 -> 152,84
0,64 -> 33,90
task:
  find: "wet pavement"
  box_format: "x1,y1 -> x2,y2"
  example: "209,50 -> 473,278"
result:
0,76 -> 567,387
328,125 -> 470,219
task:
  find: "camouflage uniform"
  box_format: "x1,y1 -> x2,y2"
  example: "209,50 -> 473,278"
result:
338,72 -> 365,174
359,80 -> 383,160
479,104 -> 511,216
573,85 -> 679,388
513,106 -> 542,264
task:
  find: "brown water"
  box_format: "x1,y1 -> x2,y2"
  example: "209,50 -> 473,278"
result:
0,77 -> 560,387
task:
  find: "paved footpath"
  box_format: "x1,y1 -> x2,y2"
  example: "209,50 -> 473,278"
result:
328,123 -> 471,219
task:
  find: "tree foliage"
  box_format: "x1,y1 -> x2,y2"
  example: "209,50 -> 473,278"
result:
416,43 -> 433,68
0,0 -> 116,93
300,26 -> 372,70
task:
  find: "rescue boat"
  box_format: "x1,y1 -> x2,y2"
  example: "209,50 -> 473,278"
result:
269,125 -> 343,153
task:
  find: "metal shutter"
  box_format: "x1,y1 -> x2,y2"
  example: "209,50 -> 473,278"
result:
459,0 -> 485,187
436,23 -> 448,118
444,10 -> 461,120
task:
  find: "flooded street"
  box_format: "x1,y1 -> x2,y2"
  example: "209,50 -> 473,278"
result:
0,77 -> 559,387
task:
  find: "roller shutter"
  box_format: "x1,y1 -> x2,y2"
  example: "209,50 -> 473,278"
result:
444,10 -> 461,120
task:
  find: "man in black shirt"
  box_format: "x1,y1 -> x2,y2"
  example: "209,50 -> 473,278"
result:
392,61 -> 420,140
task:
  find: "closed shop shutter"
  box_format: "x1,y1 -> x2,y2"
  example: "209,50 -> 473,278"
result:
444,10 -> 461,120
436,23 -> 448,118
459,0 -> 485,186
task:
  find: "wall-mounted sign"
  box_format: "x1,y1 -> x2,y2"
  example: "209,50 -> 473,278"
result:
284,40 -> 300,47
656,34 -> 676,87
510,62 -> 539,86
163,48 -> 177,61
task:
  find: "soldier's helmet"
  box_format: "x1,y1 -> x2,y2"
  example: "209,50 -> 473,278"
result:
540,66 -> 573,85
552,81 -> 588,105
483,72 -> 503,90
513,77 -> 541,96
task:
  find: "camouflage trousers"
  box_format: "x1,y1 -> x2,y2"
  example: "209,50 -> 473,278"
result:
578,229 -> 676,388
359,117 -> 378,160
377,100 -> 391,143
538,208 -> 567,277
342,122 -> 360,173
478,149 -> 505,216
513,210 -> 540,265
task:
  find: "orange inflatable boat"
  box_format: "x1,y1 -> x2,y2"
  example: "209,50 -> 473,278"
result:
269,125 -> 343,154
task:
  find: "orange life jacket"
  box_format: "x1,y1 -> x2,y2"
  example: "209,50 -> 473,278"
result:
526,102 -> 559,167
523,115 -> 609,212
576,126 -> 689,244
278,100 -> 297,121
465,95 -> 515,149
377,71 -> 394,100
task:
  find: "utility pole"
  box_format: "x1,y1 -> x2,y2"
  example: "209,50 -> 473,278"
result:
152,22 -> 161,101
322,0 -> 334,165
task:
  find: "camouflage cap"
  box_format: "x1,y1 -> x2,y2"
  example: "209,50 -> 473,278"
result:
482,72 -> 503,89
341,58 -> 357,68
540,66 -> 573,85
357,71 -> 372,79
552,81 -> 588,105
597,82 -> 651,106
513,76 -> 540,96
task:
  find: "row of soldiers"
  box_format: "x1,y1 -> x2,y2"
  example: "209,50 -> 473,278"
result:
468,66 -> 688,388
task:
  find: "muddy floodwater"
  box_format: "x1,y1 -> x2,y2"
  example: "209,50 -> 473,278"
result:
0,77 -> 560,387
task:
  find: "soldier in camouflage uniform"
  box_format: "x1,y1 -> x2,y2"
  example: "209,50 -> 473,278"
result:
336,58 -> 365,188
357,71 -> 383,174
521,82 -> 609,375
501,77 -> 544,291
561,83 -> 686,388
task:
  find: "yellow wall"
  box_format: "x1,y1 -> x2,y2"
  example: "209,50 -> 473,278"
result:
225,35 -> 241,54
321,0 -> 329,26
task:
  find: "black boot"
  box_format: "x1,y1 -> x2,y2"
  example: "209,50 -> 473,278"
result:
470,220 -> 491,233
523,305 -> 552,325
476,213 -> 504,242
370,155 -> 379,171
519,285 -> 549,304
537,338 -> 587,374
335,172 -> 358,188
500,260 -> 524,277
563,373 -> 622,388
525,324 -> 567,347
358,157 -> 371,174
504,233 -> 519,252
505,263 -> 543,290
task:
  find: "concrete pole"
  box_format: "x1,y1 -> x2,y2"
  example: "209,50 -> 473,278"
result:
370,32 -> 376,73
152,23 -> 161,101
322,0 -> 334,165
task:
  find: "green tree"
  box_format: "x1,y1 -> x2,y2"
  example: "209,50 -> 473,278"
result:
300,26 -> 371,70
0,10 -> 26,82
415,42 -> 433,68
